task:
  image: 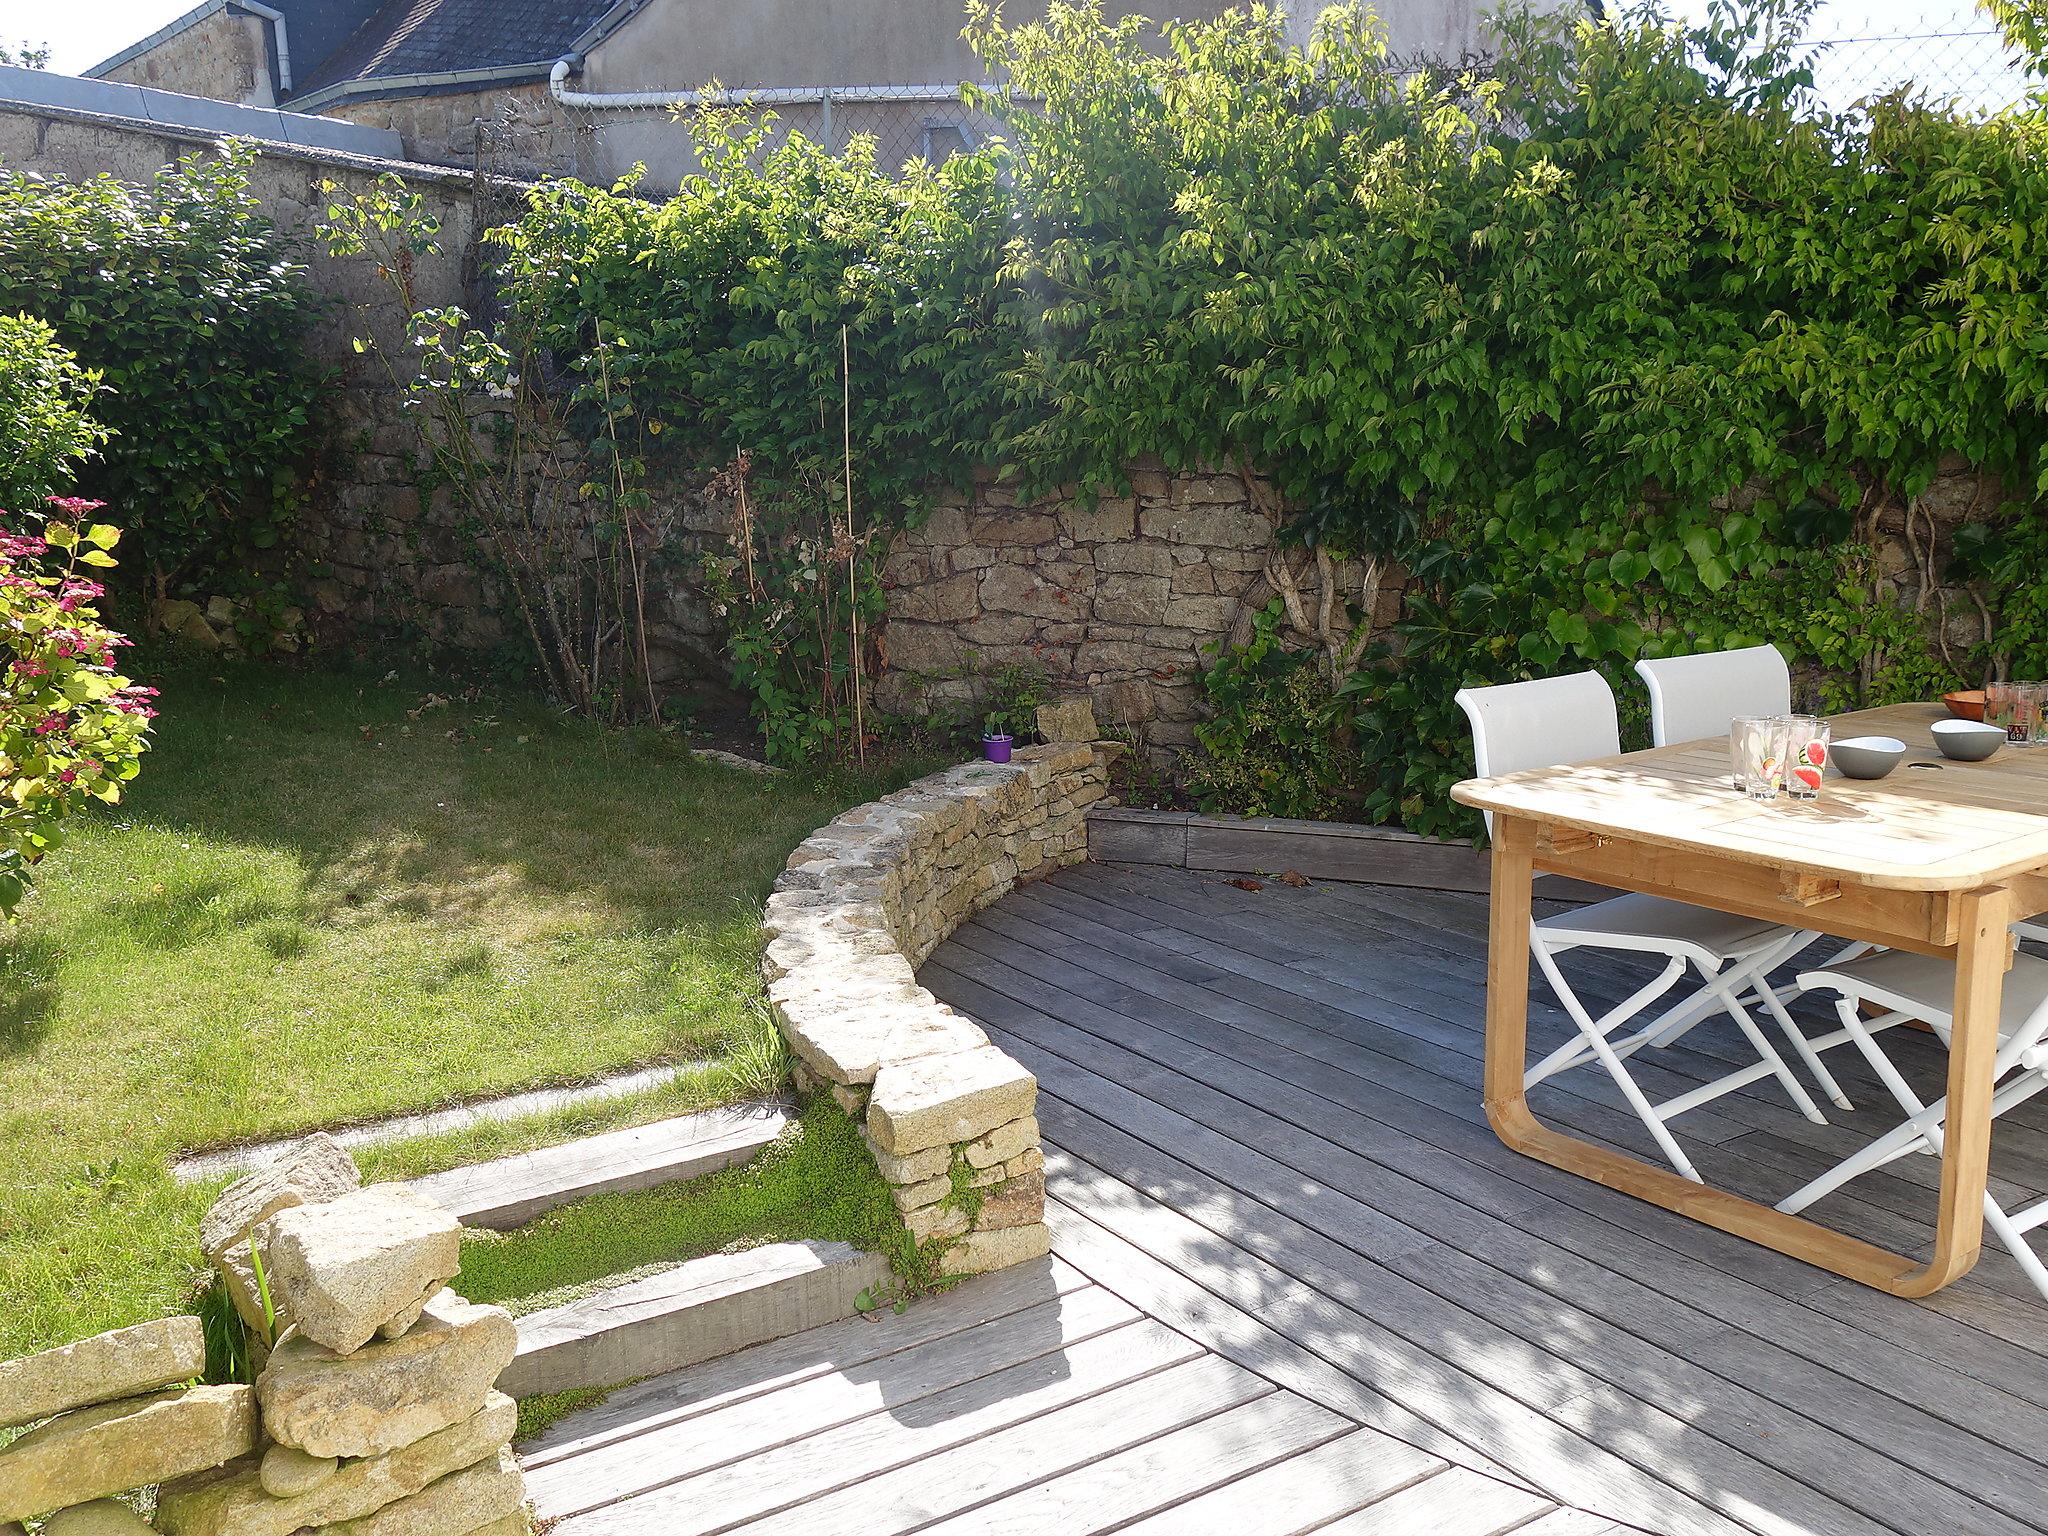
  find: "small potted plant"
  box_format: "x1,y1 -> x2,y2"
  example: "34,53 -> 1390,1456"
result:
981,707 -> 1016,763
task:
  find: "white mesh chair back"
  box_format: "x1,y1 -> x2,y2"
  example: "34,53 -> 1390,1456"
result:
1455,672 -> 1620,833
1634,644 -> 1791,748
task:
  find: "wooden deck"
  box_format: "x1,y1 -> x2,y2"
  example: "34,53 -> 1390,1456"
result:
530,860 -> 2048,1536
522,1254 -> 1584,1535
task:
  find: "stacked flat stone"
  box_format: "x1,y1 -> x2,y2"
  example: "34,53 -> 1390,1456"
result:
0,1319 -> 257,1526
763,729 -> 1114,1276
158,1176 -> 525,1536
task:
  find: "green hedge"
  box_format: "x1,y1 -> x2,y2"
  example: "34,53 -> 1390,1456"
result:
0,144 -> 323,598
496,0 -> 2048,833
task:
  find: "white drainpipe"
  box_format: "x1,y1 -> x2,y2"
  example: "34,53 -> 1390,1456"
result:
235,0 -> 293,95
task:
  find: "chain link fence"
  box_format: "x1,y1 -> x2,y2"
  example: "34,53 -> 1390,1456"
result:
1804,4 -> 2035,115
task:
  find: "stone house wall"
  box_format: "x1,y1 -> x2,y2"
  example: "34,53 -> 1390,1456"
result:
98,9 -> 275,106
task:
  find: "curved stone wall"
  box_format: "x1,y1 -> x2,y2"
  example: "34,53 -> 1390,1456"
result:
761,743 -> 1114,1276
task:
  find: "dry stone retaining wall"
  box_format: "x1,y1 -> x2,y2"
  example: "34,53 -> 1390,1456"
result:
762,739 -> 1115,1274
0,1136 -> 528,1536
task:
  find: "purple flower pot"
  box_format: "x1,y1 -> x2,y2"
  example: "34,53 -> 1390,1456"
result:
982,733 -> 1014,763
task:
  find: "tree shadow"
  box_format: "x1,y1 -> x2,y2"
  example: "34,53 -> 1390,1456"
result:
0,931 -> 63,1054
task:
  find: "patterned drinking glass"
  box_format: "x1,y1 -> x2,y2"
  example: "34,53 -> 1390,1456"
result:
1988,682 -> 2020,743
1732,715 -> 1786,801
1784,716 -> 1829,800
2019,683 -> 2046,748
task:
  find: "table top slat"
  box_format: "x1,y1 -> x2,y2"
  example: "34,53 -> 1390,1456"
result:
1451,702 -> 2048,890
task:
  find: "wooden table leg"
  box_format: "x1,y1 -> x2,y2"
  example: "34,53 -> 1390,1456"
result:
1482,817 -> 1537,1137
1916,883 -> 2011,1290
1480,820 -> 1996,1298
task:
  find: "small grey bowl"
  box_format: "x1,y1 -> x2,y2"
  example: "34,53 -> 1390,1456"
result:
1932,719 -> 2004,762
1832,735 -> 1907,779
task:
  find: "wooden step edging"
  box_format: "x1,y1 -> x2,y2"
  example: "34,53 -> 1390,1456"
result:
761,742 -> 1120,1279
500,1241 -> 893,1398
1088,807 -> 1606,901
409,1101 -> 790,1230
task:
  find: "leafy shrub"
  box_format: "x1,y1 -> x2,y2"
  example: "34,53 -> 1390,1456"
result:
969,0 -> 2048,832
0,314 -> 104,513
1192,601 -> 1361,821
0,505 -> 155,915
496,113 -> 1010,756
320,174 -> 674,724
0,145 -> 322,596
492,0 -> 2048,821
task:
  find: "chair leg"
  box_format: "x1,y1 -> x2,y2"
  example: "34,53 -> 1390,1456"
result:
1528,934 -> 1702,1181
1523,942 -> 1688,1089
1982,1194 -> 2048,1304
1753,974 -> 1855,1111
1695,963 -> 1830,1124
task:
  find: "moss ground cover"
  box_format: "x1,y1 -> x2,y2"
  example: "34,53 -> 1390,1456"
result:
0,656 -> 928,1358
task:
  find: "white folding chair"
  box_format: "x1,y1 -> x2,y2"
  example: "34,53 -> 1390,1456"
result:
1457,673 -> 1829,1182
1634,642 -> 1792,750
1632,643 -> 1857,1108
1782,948 -> 2048,1301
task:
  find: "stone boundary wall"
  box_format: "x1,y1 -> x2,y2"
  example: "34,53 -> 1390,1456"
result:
875,462 -> 1385,763
761,742 -> 1115,1276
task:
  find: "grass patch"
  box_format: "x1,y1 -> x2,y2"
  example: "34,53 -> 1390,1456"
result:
456,1097 -> 905,1314
0,656 -> 935,1358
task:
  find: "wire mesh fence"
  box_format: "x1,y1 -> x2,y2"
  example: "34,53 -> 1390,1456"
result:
1804,5 -> 2035,115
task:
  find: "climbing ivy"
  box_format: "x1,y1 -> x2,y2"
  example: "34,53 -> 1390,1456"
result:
497,1 -> 2048,829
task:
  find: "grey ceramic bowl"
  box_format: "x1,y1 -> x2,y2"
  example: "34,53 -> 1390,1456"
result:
1832,735 -> 1906,779
1932,719 -> 2004,762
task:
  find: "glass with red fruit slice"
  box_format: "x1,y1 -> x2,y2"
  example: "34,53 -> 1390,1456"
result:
1784,716 -> 1830,800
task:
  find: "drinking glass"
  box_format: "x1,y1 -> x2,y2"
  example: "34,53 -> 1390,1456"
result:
2019,683 -> 2045,748
1783,716 -> 1830,800
1731,715 -> 1787,801
1987,681 -> 2020,743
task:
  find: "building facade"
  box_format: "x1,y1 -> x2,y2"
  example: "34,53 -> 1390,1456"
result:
88,0 -> 1560,184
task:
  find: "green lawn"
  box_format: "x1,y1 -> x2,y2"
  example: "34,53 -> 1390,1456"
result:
0,657 -> 927,1359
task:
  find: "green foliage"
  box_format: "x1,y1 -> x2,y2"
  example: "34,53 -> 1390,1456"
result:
495,110 -> 1011,757
978,664 -> 1050,741
698,457 -> 885,763
0,315 -> 104,511
0,146 -> 322,593
496,0 -> 2048,824
0,507 -> 154,915
1192,601 -> 1361,820
322,174 -> 674,723
966,0 -> 2043,835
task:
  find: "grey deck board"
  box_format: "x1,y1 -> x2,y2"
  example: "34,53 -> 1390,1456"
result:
536,860 -> 2046,1536
1019,1064 -> 2016,1536
1107,1426 -> 1445,1536
926,863 -> 2048,1536
933,927 -> 2048,1430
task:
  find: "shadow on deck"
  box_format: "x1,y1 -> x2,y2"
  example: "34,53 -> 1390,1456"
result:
918,861 -> 2048,1536
523,859 -> 2048,1536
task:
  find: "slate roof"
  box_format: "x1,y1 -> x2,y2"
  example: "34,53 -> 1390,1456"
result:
284,0 -> 628,101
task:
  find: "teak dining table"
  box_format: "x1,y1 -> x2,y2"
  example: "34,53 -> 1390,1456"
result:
1452,700 -> 2048,1296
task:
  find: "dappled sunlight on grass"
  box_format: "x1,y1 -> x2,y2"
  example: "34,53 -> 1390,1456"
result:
0,656 -> 940,1357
